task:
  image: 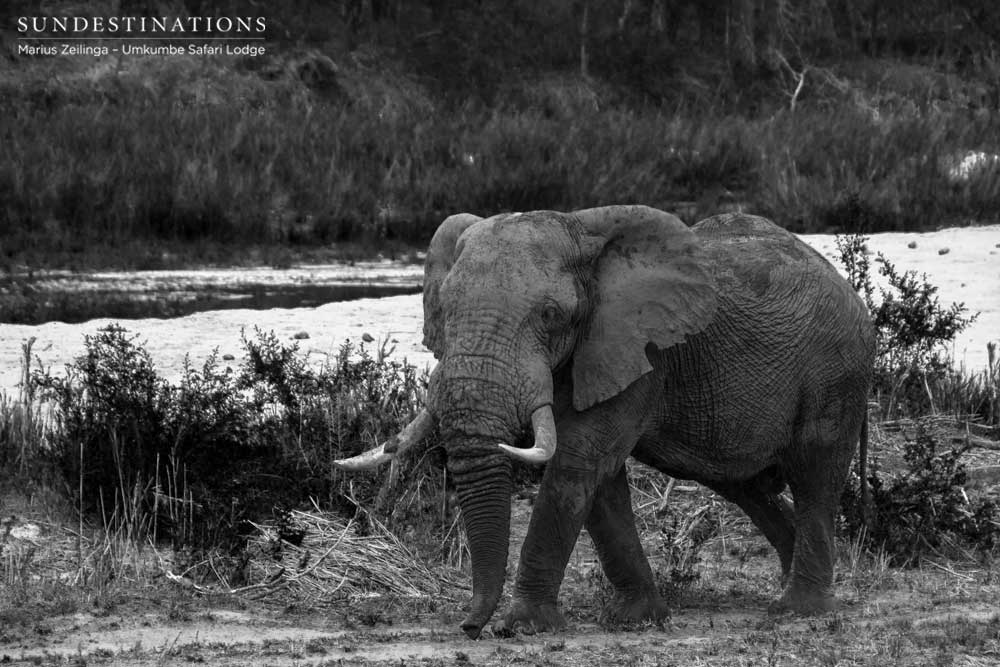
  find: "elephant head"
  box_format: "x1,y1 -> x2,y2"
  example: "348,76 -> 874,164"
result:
335,205 -> 718,637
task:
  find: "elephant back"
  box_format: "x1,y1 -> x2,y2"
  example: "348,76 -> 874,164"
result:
691,212 -> 874,367
692,213 -> 849,298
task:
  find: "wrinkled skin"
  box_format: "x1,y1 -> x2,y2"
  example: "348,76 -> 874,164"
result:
343,206 -> 875,639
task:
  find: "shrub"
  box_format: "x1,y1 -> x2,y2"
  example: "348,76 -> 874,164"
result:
836,233 -> 977,419
836,239 -> 996,561
841,421 -> 1000,564
31,324 -> 433,552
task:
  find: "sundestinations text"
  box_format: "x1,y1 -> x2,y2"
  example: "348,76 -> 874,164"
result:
17,16 -> 266,35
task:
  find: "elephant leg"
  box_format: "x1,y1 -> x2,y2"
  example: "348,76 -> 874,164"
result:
585,464 -> 669,625
706,476 -> 796,578
774,418 -> 859,614
494,423 -> 633,635
492,461 -> 589,635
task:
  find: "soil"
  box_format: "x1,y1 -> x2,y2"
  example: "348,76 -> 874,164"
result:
3,553 -> 999,666
5,470 -> 1000,666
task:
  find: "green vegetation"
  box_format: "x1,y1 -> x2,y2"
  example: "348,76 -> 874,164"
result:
2,68 -> 996,270
2,1 -> 999,269
841,420 -> 1000,564
6,326 -> 437,561
836,234 -> 999,563
836,233 -> 985,421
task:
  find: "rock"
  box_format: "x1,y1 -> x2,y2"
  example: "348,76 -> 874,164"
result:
362,333 -> 375,343
907,241 -> 917,249
222,353 -> 235,361
938,247 -> 950,255
293,331 -> 310,340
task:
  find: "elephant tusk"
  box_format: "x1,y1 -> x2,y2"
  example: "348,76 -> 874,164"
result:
497,405 -> 557,465
333,408 -> 435,471
332,443 -> 394,471
383,408 -> 435,454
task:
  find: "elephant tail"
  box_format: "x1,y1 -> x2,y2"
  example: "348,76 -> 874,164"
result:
858,411 -> 872,530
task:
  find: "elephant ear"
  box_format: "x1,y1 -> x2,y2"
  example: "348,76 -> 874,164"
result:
572,205 -> 718,411
422,213 -> 483,358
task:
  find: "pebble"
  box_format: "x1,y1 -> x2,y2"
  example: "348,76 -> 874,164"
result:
907,241 -> 917,249
938,247 -> 950,255
293,331 -> 310,340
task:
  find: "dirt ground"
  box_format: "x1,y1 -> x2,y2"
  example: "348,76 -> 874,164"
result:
4,592 -> 999,667
3,539 -> 1000,666
5,436 -> 1000,667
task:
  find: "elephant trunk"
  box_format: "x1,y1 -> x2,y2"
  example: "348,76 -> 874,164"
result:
427,353 -> 553,637
447,443 -> 513,639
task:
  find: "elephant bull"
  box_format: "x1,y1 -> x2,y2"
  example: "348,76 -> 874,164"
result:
336,206 -> 875,639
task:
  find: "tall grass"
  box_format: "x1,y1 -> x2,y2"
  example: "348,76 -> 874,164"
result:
2,57 -> 998,268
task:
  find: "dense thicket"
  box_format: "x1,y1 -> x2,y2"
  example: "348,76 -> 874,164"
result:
248,0 -> 1000,107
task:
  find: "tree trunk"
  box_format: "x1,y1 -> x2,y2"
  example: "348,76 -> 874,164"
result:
650,0 -> 665,33
829,0 -> 859,49
810,0 -> 838,53
867,0 -> 880,56
618,0 -> 633,35
698,0 -> 725,48
579,0 -> 590,78
760,0 -> 781,72
730,0 -> 757,75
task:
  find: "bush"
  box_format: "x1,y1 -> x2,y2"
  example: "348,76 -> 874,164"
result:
31,324 -> 433,552
841,422 -> 1000,565
837,239 -> 996,562
836,233 -> 977,419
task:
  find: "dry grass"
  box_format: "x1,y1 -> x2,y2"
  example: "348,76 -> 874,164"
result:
241,502 -> 467,604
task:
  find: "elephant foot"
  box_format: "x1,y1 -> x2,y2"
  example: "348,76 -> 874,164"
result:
768,585 -> 837,615
492,599 -> 566,637
600,592 -> 669,627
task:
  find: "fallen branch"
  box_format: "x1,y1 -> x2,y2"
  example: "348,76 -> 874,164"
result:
950,435 -> 1000,451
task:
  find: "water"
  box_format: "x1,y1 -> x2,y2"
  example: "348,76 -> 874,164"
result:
0,279 -> 423,325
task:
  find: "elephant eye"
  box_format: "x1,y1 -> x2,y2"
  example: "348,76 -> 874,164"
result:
540,304 -> 562,329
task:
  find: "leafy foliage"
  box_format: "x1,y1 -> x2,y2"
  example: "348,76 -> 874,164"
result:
836,239 -> 996,562
31,324 -> 431,551
841,423 -> 1000,564
836,234 -> 977,418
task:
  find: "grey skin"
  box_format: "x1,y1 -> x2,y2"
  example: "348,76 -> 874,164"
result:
336,206 -> 875,639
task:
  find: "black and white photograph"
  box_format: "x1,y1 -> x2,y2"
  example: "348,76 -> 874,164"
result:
1,1 -> 999,664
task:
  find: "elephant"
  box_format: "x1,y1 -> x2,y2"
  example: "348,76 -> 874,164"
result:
335,206 -> 875,639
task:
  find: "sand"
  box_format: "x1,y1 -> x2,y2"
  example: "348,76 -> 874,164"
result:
1,226 -> 997,397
